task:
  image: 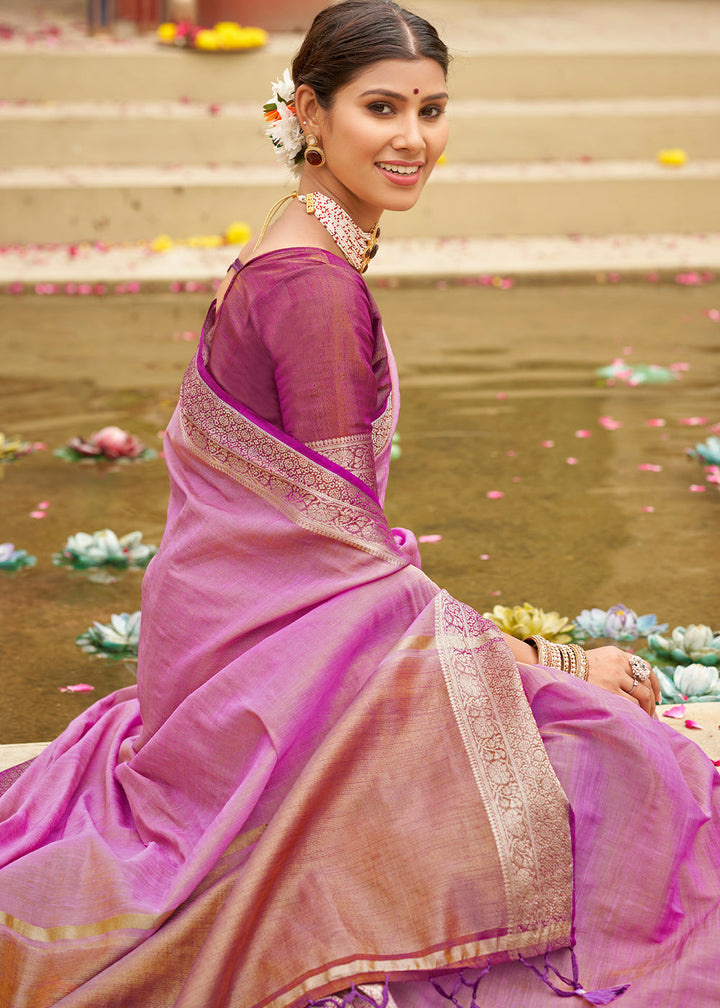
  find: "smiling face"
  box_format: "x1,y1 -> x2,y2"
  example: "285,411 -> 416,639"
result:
297,58 -> 449,229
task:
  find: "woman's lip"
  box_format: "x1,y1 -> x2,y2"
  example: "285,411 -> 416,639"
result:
375,162 -> 423,185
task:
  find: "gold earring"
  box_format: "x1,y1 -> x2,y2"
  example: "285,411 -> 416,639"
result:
304,135 -> 326,168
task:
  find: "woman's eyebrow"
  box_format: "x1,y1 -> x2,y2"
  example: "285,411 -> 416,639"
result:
359,89 -> 448,101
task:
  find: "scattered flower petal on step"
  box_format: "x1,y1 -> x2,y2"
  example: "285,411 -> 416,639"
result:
684,719 -> 703,730
641,505 -> 655,513
680,417 -> 707,426
704,309 -> 720,321
59,684 -> 94,693
689,485 -> 706,493
662,704 -> 687,719
575,430 -> 591,438
646,418 -> 666,427
480,554 -> 490,560
541,440 -> 554,448
418,534 -> 442,543
487,491 -> 505,499
29,510 -> 46,519
669,362 -> 690,372
496,391 -> 507,400
566,457 -> 578,465
638,463 -> 662,472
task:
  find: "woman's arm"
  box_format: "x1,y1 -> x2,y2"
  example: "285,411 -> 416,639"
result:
505,632 -> 661,716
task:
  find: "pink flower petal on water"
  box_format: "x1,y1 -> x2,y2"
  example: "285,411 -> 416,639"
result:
418,534 -> 442,543
541,440 -> 554,448
486,490 -> 505,499
663,704 -> 687,719
598,416 -> 623,430
646,418 -> 666,427
689,484 -> 707,493
638,463 -> 662,472
684,719 -> 703,730
60,683 -> 95,693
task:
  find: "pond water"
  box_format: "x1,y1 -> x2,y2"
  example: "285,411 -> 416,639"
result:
1,282 -> 718,743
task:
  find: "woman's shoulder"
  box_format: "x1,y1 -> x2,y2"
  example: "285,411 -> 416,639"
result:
230,246 -> 379,316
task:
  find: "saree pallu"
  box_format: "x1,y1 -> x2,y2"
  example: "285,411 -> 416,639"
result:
0,337 -> 575,1007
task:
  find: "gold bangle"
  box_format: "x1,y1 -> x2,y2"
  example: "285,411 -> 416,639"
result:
525,635 -> 589,680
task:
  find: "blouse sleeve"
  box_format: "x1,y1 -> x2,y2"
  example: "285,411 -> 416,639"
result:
256,258 -> 383,494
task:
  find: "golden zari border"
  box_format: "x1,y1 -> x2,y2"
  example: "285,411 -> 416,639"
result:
179,359 -> 403,565
435,591 -> 573,936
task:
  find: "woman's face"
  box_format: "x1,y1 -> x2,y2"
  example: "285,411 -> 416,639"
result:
314,57 -> 449,228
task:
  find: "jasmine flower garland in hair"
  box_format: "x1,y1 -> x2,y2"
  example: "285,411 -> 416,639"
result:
263,69 -> 305,173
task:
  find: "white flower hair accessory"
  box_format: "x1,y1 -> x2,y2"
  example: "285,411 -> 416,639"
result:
263,69 -> 305,173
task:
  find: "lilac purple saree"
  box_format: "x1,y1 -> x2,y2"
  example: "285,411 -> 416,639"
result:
0,251 -> 718,1007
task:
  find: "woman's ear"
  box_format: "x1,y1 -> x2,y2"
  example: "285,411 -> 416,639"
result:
294,84 -> 322,138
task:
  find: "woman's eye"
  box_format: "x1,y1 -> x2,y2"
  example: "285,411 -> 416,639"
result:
368,102 -> 394,115
421,105 -> 444,119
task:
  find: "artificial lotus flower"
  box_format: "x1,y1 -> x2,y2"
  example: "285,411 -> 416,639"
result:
483,603 -> 575,644
647,624 -> 720,667
0,432 -> 35,462
54,530 -> 157,571
0,543 -> 36,571
76,611 -> 141,659
57,426 -> 152,462
573,604 -> 667,642
595,359 -> 677,386
655,662 -> 720,704
687,434 -> 720,467
93,426 -> 144,459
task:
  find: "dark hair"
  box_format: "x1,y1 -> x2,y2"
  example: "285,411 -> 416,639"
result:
292,0 -> 449,109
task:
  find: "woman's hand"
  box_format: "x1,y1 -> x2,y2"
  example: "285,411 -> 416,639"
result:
585,646 -> 661,716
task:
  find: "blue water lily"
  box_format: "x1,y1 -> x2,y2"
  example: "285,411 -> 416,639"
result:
76,611 -> 141,660
573,604 -> 667,642
0,542 -> 36,571
687,435 -> 720,467
648,624 -> 720,667
656,662 -> 720,703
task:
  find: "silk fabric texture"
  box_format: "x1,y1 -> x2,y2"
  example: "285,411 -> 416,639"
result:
0,251 -> 718,1008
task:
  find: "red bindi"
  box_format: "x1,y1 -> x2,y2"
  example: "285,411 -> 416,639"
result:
413,88 -> 419,94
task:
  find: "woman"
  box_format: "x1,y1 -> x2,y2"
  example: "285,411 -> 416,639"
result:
0,3 -> 718,1006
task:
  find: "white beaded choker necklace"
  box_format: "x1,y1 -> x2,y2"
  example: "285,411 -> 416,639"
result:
296,192 -> 380,274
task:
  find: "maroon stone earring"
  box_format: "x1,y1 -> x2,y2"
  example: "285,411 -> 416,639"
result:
304,135 -> 326,167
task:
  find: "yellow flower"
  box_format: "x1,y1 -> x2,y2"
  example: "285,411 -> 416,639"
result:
194,29 -> 220,51
186,234 -> 224,248
212,22 -> 267,50
657,148 -> 687,167
483,603 -> 575,644
157,22 -> 177,43
224,221 -> 252,245
150,234 -> 174,252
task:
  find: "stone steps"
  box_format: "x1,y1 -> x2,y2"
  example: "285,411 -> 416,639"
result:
2,160 -> 719,245
3,97 -> 720,168
1,0 -> 719,273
